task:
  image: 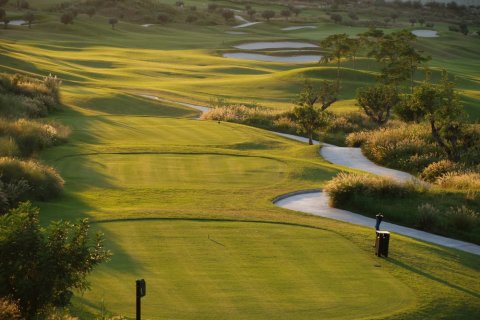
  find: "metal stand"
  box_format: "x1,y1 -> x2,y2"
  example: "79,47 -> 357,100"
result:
136,279 -> 146,320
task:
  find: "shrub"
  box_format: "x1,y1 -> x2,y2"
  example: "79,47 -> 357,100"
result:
346,123 -> 439,172
0,178 -> 30,214
446,206 -> 479,231
415,203 -> 441,231
436,172 -> 480,190
0,298 -> 21,320
201,105 -> 299,134
420,160 -> 463,182
0,73 -> 61,118
325,172 -> 415,207
0,118 -> 70,157
0,157 -> 64,201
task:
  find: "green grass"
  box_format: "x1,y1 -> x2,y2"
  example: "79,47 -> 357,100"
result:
76,220 -> 414,320
1,6 -> 480,319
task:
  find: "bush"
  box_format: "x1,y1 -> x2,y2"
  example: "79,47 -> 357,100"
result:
436,172 -> 480,190
325,172 -> 415,207
201,104 -> 299,134
0,118 -> 70,157
415,203 -> 441,231
0,157 -> 64,202
446,206 -> 479,231
0,298 -> 21,320
0,73 -> 61,118
346,123 -> 440,173
420,160 -> 462,182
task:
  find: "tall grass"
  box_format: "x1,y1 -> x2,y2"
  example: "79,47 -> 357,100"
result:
0,118 -> 70,157
201,105 -> 300,135
346,123 -> 440,172
0,73 -> 61,119
324,172 -> 480,242
324,172 -> 417,207
0,157 -> 64,211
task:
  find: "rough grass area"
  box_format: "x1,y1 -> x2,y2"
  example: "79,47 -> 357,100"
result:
0,157 -> 64,203
201,104 -> 299,135
346,123 -> 480,189
325,172 -> 480,244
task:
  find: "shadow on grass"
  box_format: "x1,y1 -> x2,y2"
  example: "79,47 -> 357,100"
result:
388,257 -> 480,299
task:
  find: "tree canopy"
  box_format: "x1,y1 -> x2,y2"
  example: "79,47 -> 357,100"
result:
0,202 -> 111,319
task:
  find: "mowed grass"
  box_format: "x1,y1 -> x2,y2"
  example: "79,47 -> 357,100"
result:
1,9 -> 479,320
0,13 -> 479,116
76,220 -> 414,320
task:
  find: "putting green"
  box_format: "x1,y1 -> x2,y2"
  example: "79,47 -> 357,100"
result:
77,220 -> 414,319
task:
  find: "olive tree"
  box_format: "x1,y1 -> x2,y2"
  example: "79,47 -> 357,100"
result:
23,11 -> 33,28
293,81 -> 338,145
356,84 -> 399,125
409,72 -> 468,161
0,202 -> 111,319
261,10 -> 275,21
109,17 -> 118,29
320,33 -> 350,86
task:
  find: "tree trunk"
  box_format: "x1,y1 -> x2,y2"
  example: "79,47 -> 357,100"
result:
308,131 -> 313,145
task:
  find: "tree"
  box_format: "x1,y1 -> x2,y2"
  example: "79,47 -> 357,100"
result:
459,22 -> 468,35
222,9 -> 234,22
185,15 -> 197,23
418,17 -> 425,26
0,202 -> 111,319
85,7 -> 96,18
175,1 -> 184,8
157,13 -> 170,24
0,8 -> 5,21
207,3 -> 218,13
3,17 -> 9,29
368,29 -> 429,87
409,72 -> 468,160
247,8 -> 256,20
409,17 -> 416,26
330,13 -> 342,24
109,17 -> 118,29
60,12 -> 74,25
356,84 -> 399,125
346,37 -> 361,70
280,9 -> 291,21
293,81 -> 338,145
348,11 -> 358,20
0,0 -> 8,7
290,6 -> 301,17
390,13 -> 398,23
261,10 -> 275,22
320,33 -> 350,86
23,11 -> 33,28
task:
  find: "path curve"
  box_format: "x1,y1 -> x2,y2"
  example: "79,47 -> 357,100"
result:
138,94 -> 480,256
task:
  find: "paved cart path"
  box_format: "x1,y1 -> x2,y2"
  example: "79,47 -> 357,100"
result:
140,94 -> 480,256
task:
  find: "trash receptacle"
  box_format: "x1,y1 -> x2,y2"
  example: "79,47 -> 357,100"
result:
375,231 -> 390,257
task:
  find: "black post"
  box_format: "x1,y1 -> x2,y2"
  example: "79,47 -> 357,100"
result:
136,279 -> 146,320
136,289 -> 141,320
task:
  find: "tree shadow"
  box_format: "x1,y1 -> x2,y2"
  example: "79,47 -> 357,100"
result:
388,257 -> 480,299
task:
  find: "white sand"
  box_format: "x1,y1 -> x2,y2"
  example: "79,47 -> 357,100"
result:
234,41 -> 318,50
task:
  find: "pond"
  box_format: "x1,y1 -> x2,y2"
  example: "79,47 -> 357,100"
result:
223,53 -> 321,63
234,41 -> 318,50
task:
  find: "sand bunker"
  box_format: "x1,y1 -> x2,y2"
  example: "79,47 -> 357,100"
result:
234,41 -> 318,50
10,20 -> 27,26
223,53 -> 321,63
282,26 -> 317,31
225,31 -> 247,35
411,30 -> 438,37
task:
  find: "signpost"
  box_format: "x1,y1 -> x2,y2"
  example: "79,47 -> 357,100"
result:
136,279 -> 146,320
